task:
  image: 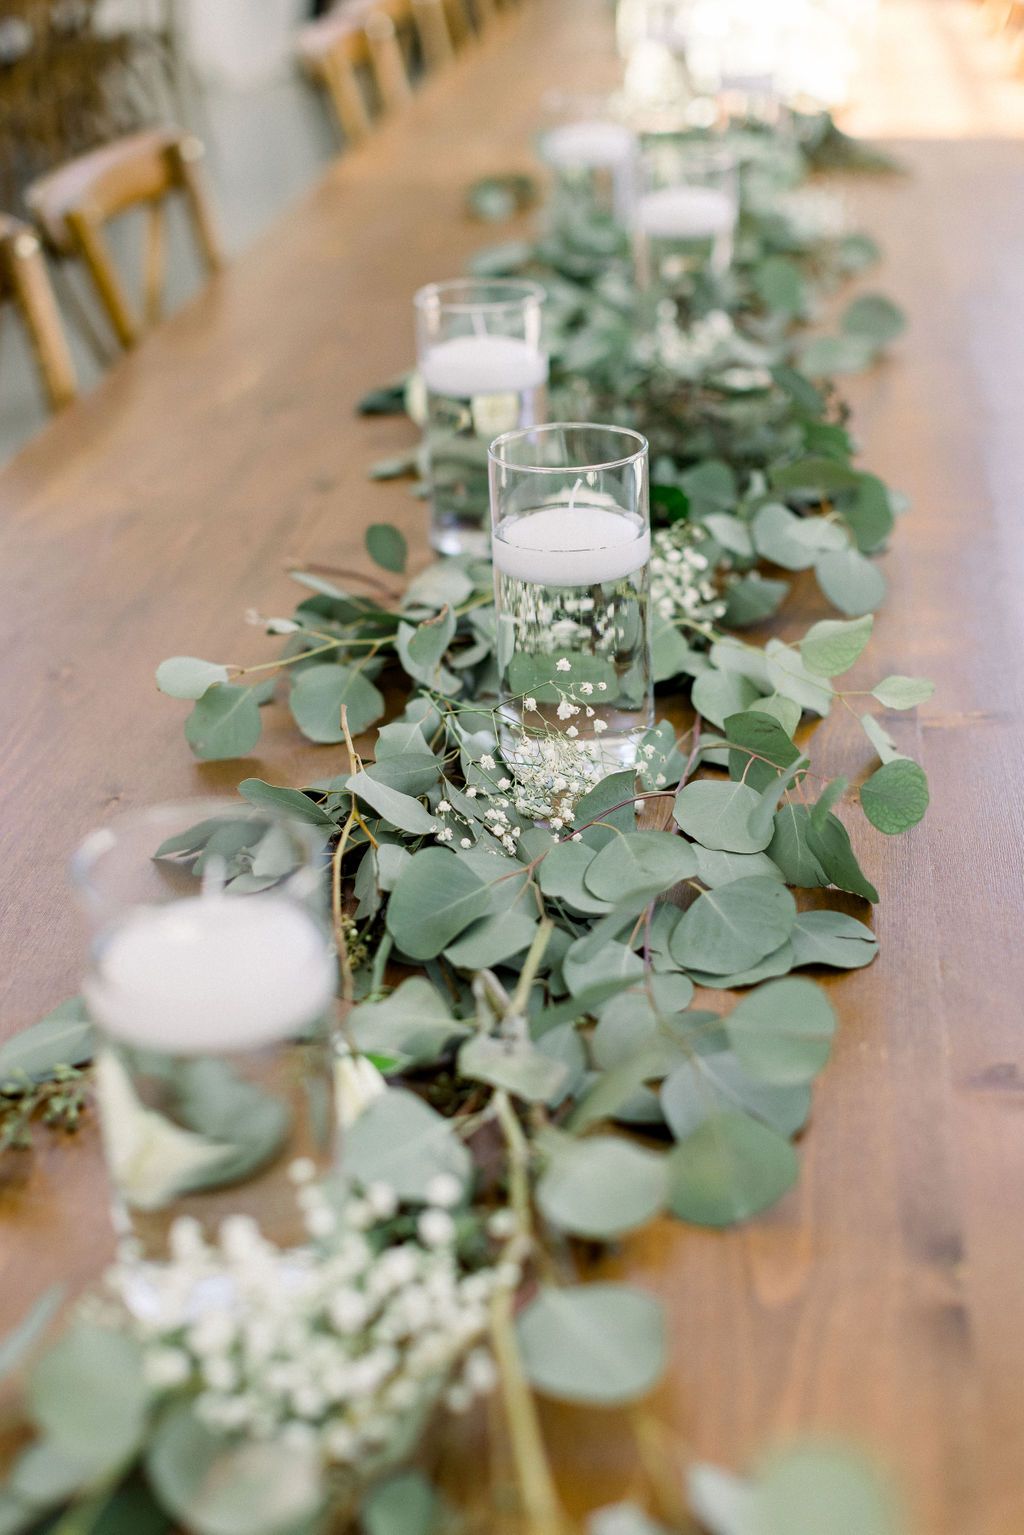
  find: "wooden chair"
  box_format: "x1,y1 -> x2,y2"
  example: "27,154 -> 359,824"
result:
297,4 -> 413,145
25,127 -> 223,351
0,214 -> 76,411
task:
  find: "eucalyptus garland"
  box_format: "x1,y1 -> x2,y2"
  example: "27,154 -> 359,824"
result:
1,108 -> 921,1535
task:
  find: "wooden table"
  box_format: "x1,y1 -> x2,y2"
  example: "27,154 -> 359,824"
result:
2,3 -> 1024,1531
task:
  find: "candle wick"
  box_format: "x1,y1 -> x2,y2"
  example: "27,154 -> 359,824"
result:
568,477 -> 584,513
201,854 -> 227,900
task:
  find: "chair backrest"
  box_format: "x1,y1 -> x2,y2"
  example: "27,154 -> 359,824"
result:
25,128 -> 223,350
0,213 -> 76,411
297,5 -> 413,144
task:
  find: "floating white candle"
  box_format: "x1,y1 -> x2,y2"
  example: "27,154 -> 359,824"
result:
542,120 -> 636,170
420,334 -> 549,400
85,896 -> 335,1055
493,503 -> 651,587
634,184 -> 736,241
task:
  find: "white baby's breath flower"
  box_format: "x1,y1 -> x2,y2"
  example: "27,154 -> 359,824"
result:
479,753 -> 495,771
555,658 -> 571,672
523,696 -> 537,712
425,1173 -> 463,1208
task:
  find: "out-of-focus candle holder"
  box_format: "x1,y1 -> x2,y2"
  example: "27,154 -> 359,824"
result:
71,800 -> 338,1266
631,138 -> 738,294
414,279 -> 548,558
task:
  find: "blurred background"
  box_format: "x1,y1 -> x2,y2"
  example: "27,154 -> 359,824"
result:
2,0 -> 1024,464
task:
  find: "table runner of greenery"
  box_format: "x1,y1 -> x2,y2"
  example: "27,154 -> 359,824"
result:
0,107 -> 920,1535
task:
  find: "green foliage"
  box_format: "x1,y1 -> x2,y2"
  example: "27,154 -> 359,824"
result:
343,1089 -> 471,1200
365,523 -> 408,574
516,1284 -> 666,1405
185,683 -> 262,761
667,1113 -> 798,1226
860,758 -> 930,834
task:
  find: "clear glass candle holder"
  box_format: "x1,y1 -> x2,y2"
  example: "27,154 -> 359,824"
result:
71,801 -> 338,1265
415,278 -> 548,558
538,92 -> 637,229
488,423 -> 654,771
632,137 -> 738,290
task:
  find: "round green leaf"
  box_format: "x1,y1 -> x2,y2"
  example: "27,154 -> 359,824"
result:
725,977 -> 837,1084
799,615 -> 873,678
184,683 -> 262,761
156,656 -> 229,700
791,910 -> 878,970
344,1088 -> 470,1199
670,878 -> 796,974
147,1401 -> 322,1535
842,291 -> 906,344
674,780 -> 773,854
661,1051 -> 811,1139
754,1442 -> 903,1535
584,831 -> 698,903
385,848 -> 491,959
289,664 -> 385,743
537,1136 -> 667,1238
666,1112 -> 798,1226
29,1324 -> 148,1473
516,1284 -> 666,1405
860,758 -> 930,834
691,670 -> 760,730
815,549 -> 887,617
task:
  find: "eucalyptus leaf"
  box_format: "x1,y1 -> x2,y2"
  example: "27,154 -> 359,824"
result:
815,548 -> 886,617
347,771 -> 437,835
871,675 -> 934,709
860,758 -> 929,834
290,665 -> 385,743
860,712 -> 900,764
791,910 -> 878,969
799,615 -> 873,677
674,780 -> 773,854
459,1035 -> 569,1104
343,1089 -> 470,1199
29,1324 -> 148,1473
670,878 -> 796,974
348,977 -> 468,1065
185,683 -> 262,761
666,1112 -> 798,1226
806,812 -> 879,902
156,656 -> 229,700
537,1135 -> 666,1238
147,1401 -> 323,1535
444,910 -> 538,969
361,1472 -> 439,1535
365,523 -> 408,574
661,1051 -> 811,1139
725,977 -> 837,1084
584,831 -> 698,903
516,1284 -> 666,1405
238,779 -> 337,827
0,1002 -> 93,1084
386,848 -> 491,958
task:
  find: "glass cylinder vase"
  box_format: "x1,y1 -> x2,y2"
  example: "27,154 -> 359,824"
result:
71,800 -> 338,1265
488,423 -> 654,771
415,278 -> 548,557
632,137 -> 738,291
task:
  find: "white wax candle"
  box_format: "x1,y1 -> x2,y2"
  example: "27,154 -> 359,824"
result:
493,504 -> 650,586
635,185 -> 736,241
542,120 -> 636,170
85,896 -> 335,1055
420,335 -> 549,399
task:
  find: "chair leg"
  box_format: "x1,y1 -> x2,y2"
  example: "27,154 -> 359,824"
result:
66,209 -> 140,350
4,229 -> 77,411
413,0 -> 455,69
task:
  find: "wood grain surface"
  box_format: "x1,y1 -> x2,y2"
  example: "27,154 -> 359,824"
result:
2,2 -> 1023,1530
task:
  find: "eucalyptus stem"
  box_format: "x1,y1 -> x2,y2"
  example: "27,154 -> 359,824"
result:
490,1284 -> 570,1535
510,918 -> 553,1018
